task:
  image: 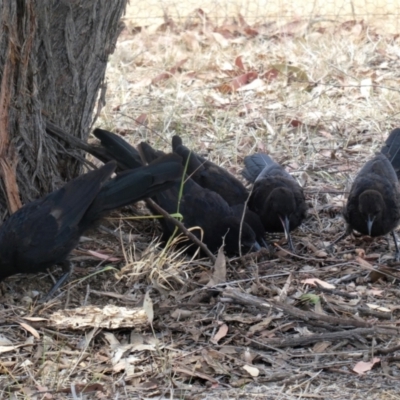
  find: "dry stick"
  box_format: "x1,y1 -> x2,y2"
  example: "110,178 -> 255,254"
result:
144,195 -> 216,264
314,282 -> 358,299
222,288 -> 392,329
375,343 -> 400,355
238,185 -> 254,258
274,243 -> 338,262
247,327 -> 395,349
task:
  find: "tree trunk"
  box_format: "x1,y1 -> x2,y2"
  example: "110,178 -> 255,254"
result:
0,0 -> 127,220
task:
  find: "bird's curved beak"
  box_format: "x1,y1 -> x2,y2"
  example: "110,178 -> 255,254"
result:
279,215 -> 290,239
367,215 -> 375,236
252,241 -> 262,252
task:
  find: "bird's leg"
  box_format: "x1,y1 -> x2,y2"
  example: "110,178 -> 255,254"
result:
391,231 -> 400,261
278,215 -> 295,253
287,232 -> 295,253
40,261 -> 73,303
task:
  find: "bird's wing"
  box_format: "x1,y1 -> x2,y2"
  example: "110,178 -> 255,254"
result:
243,153 -> 294,183
352,154 -> 398,189
381,128 -> 400,176
180,186 -> 231,228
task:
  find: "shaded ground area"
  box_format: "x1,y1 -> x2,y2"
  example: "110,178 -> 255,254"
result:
2,7 -> 400,399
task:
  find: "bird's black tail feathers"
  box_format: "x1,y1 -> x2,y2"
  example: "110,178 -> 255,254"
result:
138,141 -> 166,164
92,128 -> 143,170
242,153 -> 276,182
85,154 -> 183,220
171,135 -> 183,151
381,128 -> 400,179
172,135 -> 205,175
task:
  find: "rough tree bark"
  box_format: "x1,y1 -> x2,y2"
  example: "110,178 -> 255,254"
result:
0,0 -> 128,221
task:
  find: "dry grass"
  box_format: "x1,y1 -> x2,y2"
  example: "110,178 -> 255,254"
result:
124,0 -> 400,32
2,2 -> 400,399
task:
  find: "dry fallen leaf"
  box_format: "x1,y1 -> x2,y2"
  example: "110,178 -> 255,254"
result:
261,68 -> 280,82
279,19 -> 309,35
57,383 -> 104,395
355,248 -> 366,258
135,113 -> 148,126
151,59 -> 188,84
0,334 -> 13,346
237,78 -> 266,92
368,288 -> 383,296
181,31 -> 201,52
302,278 -> 336,289
210,323 -> 228,344
355,256 -> 374,269
103,332 -> 120,346
86,250 -> 120,262
249,315 -> 276,334
19,322 -> 40,339
207,246 -> 226,286
173,366 -> 218,383
353,358 -> 380,375
313,341 -> 332,353
210,32 -> 229,48
243,364 -> 259,377
235,55 -> 245,71
171,309 -> 193,320
217,71 -> 258,93
366,304 -> 391,313
0,345 -> 22,354
267,63 -> 309,86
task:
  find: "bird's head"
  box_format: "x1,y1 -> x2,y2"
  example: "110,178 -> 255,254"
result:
267,187 -> 296,239
358,190 -> 385,236
220,217 -> 260,255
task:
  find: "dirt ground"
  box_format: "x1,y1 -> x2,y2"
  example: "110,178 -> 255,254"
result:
2,2 -> 400,399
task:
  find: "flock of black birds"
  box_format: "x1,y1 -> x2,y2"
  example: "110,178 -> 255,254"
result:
1,127 -> 400,301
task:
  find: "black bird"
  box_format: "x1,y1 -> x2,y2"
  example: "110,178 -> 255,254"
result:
242,153 -> 307,251
0,156 -> 183,299
172,135 -> 249,206
333,129 -> 400,259
86,128 -> 261,255
139,142 -> 260,255
171,135 -> 268,247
